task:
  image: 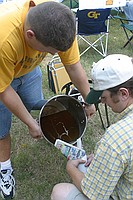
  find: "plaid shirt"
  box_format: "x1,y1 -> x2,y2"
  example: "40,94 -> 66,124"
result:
81,104 -> 133,200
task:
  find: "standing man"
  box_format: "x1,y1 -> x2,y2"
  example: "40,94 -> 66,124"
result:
0,0 -> 95,199
51,54 -> 133,200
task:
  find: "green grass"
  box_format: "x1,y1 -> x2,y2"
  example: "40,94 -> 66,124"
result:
6,6 -> 133,200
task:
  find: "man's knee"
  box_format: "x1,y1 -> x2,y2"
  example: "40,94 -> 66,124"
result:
51,184 -> 62,200
51,183 -> 76,200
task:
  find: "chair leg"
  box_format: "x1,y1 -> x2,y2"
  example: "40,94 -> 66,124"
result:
97,107 -> 106,130
122,27 -> 133,50
97,104 -> 110,130
123,35 -> 133,49
105,104 -> 110,128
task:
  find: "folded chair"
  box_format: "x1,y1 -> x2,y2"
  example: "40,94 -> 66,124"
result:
114,1 -> 133,49
76,8 -> 111,57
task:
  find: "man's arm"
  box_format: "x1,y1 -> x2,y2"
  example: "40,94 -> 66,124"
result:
66,159 -> 85,192
66,154 -> 94,192
0,85 -> 42,139
64,61 -> 89,100
64,61 -> 95,118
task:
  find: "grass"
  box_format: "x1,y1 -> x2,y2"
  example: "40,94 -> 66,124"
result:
5,4 -> 133,200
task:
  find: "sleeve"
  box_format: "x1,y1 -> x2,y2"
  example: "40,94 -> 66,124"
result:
81,140 -> 125,200
0,48 -> 15,93
58,37 -> 80,65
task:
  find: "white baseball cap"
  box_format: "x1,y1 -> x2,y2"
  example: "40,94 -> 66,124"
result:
86,54 -> 133,104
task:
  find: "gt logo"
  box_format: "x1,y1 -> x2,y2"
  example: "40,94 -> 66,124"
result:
88,11 -> 100,19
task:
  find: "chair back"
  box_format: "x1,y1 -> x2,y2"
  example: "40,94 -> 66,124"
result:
77,8 -> 111,35
123,1 -> 133,25
0,0 -> 5,3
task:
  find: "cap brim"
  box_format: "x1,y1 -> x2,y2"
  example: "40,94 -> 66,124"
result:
86,90 -> 103,104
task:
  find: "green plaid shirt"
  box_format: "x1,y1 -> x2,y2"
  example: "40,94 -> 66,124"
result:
81,104 -> 133,200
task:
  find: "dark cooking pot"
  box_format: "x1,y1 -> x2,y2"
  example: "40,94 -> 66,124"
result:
39,95 -> 87,144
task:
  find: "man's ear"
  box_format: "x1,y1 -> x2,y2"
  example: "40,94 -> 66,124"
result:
26,30 -> 35,39
29,1 -> 36,8
119,88 -> 129,100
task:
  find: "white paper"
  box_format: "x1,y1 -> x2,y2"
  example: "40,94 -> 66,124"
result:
79,0 -> 127,10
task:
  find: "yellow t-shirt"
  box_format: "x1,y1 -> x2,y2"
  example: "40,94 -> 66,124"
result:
0,0 -> 80,92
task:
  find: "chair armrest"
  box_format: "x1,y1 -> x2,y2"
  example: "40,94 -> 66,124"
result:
114,15 -> 133,23
114,15 -> 128,21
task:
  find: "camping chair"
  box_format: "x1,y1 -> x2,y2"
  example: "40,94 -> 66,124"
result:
114,1 -> 133,49
76,8 -> 111,57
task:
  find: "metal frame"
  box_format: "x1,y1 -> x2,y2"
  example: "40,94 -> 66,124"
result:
76,9 -> 111,57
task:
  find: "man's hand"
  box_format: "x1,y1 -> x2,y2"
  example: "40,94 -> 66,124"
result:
84,104 -> 96,120
85,154 -> 94,167
66,154 -> 94,172
66,159 -> 86,171
28,119 -> 43,139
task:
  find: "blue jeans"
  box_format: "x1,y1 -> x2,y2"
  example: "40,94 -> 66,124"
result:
0,66 -> 47,138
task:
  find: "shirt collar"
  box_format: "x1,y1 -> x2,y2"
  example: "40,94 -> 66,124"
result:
117,104 -> 133,121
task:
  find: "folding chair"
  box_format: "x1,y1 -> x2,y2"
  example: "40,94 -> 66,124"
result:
76,8 -> 111,57
114,1 -> 133,49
